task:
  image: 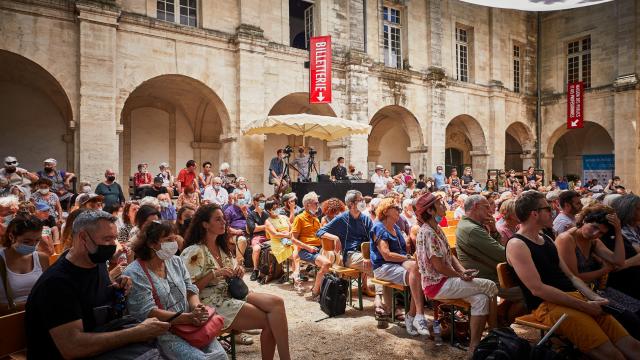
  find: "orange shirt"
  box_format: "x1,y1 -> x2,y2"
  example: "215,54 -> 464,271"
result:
291,211 -> 321,246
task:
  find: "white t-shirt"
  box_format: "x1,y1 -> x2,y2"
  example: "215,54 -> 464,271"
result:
371,173 -> 386,193
203,185 -> 229,206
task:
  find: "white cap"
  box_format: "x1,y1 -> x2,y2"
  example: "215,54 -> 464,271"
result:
44,158 -> 57,165
159,162 -> 169,169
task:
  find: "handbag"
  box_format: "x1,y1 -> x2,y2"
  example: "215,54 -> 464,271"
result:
227,276 -> 248,300
139,260 -> 224,349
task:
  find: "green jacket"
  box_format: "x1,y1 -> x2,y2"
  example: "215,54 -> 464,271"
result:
455,216 -> 505,283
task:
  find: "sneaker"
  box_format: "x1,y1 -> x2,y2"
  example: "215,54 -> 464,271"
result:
413,316 -> 430,336
405,314 -> 418,336
294,279 -> 304,294
250,270 -> 259,281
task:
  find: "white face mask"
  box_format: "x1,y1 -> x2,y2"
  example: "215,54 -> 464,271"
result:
426,181 -> 432,188
213,185 -> 221,191
82,186 -> 92,194
155,241 -> 178,261
356,201 -> 367,213
38,188 -> 49,195
159,201 -> 171,208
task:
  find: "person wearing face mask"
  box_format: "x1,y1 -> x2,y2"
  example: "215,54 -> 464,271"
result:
265,199 -> 294,266
232,176 -> 252,207
203,177 -> 229,207
31,178 -> 63,223
223,193 -> 249,267
0,214 -> 48,315
37,158 -> 75,210
34,201 -> 59,255
247,194 -> 270,281
124,220 -> 227,359
317,190 -> 376,297
0,156 -> 38,197
95,169 -> 125,208
133,163 -> 153,199
432,165 -> 447,192
330,157 -> 347,181
157,194 -> 177,222
143,176 -> 169,198
26,210 -> 169,359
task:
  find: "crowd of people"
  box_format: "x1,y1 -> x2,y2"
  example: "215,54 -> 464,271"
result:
1,152 -> 640,359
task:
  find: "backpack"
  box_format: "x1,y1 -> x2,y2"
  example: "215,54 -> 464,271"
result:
319,273 -> 348,317
257,243 -> 283,284
472,327 -> 531,360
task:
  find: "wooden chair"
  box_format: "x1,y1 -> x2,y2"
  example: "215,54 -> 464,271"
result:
445,210 -> 455,221
448,219 -> 459,227
0,311 -> 26,359
496,262 -> 550,336
433,299 -> 471,347
362,242 -> 410,323
442,226 -> 457,237
321,237 -> 363,310
217,331 -> 236,360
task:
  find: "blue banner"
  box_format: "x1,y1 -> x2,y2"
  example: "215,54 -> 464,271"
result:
582,154 -> 614,184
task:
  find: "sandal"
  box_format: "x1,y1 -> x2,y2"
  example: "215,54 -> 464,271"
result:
235,333 -> 254,346
220,339 -> 231,353
374,305 -> 391,320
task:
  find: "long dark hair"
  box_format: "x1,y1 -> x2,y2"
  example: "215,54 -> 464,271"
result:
184,204 -> 231,256
135,205 -> 160,228
3,214 -> 44,247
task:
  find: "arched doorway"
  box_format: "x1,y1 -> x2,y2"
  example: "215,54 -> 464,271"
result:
263,92 -> 336,193
445,115 -> 486,179
368,105 -> 423,175
120,75 -> 230,182
505,122 -> 535,171
0,50 -> 74,171
549,122 -> 614,181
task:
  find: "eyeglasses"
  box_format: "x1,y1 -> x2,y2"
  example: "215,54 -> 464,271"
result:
5,161 -> 17,165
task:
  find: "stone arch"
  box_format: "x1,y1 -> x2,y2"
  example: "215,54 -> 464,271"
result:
267,92 -> 337,117
120,74 -> 231,182
0,50 -> 74,171
505,121 -> 535,171
445,114 -> 487,179
368,105 -> 423,174
546,121 -> 614,180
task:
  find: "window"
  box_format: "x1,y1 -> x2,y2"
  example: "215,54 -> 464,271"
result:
513,44 -> 521,93
156,0 -> 197,27
455,27 -> 469,82
383,6 -> 402,69
304,5 -> 314,50
567,36 -> 591,88
289,0 -> 314,50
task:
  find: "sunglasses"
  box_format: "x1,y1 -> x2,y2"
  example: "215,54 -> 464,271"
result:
5,161 -> 17,165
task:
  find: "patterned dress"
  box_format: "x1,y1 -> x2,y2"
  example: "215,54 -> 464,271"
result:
181,244 -> 245,329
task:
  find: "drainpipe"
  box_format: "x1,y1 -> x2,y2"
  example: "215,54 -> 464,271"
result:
536,11 -> 542,168
363,0 -> 367,53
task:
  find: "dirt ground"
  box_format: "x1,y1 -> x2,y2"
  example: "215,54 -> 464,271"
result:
235,274 -> 539,360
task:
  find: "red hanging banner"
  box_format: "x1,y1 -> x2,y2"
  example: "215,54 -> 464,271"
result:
309,36 -> 332,104
567,81 -> 584,129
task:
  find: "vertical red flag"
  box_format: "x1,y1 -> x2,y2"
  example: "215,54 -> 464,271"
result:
567,81 -> 584,129
310,36 -> 332,104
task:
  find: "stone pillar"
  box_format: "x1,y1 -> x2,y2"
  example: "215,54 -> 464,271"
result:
520,151 -> 536,170
408,146 -> 429,177
76,1 -> 120,184
345,51 -> 370,176
488,85 -> 507,170
426,1 -> 446,172
470,149 -> 489,184
613,75 -> 640,192
541,154 -> 554,183
233,24 -> 268,193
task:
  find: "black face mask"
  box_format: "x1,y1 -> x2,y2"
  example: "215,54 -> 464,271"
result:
5,166 -> 16,173
86,233 -> 117,264
106,176 -> 116,182
44,167 -> 54,173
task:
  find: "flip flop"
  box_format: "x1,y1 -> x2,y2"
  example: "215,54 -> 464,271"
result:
235,333 -> 254,345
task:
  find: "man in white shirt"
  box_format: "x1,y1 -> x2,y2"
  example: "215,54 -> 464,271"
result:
202,176 -> 228,206
371,165 -> 386,194
552,190 -> 582,235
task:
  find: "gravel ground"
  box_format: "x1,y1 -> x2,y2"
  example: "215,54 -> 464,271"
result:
234,274 -> 538,360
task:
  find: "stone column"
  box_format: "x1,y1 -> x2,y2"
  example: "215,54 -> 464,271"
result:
408,146 -> 429,177
613,75 -> 639,192
520,151 -> 536,170
541,154 -> 554,182
488,85 -> 507,170
345,51 -> 370,176
76,1 -> 120,184
470,148 -> 489,184
426,1 -> 447,171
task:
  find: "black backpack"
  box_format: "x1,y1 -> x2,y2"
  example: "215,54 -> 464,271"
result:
472,327 -> 531,360
257,243 -> 283,284
319,273 -> 348,317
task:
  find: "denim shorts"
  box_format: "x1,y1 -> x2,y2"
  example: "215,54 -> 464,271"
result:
298,246 -> 320,263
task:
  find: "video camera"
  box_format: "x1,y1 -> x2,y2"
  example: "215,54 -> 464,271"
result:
308,147 -> 317,156
283,145 -> 294,156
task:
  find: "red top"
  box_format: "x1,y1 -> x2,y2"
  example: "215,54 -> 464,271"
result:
133,172 -> 152,187
177,169 -> 197,191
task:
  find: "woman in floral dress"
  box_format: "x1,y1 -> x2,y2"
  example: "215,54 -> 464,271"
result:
181,204 -> 291,360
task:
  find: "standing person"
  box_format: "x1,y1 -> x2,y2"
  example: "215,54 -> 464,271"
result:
291,147 -> 310,182
247,194 -> 270,281
31,178 -> 63,224
95,169 -> 125,209
0,214 -> 49,315
202,177 -> 229,207
268,149 -> 286,194
198,161 -> 214,191
124,221 -> 226,359
176,160 -> 199,194
507,191 -> 640,359
38,158 -> 75,210
0,156 -> 38,197
133,163 -> 153,198
553,190 -> 583,236
181,204 -> 291,360
414,193 -> 498,354
330,157 -> 347,181
25,210 -> 169,359
432,165 -> 447,192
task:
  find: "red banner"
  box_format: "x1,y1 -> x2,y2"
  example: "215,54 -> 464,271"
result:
567,81 -> 584,129
310,36 -> 332,104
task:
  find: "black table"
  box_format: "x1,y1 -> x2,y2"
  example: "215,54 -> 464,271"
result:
291,181 -> 375,205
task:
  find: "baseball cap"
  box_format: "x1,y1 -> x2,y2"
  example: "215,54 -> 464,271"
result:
153,176 -> 164,183
43,158 -> 57,165
35,201 -> 51,212
375,165 -> 384,170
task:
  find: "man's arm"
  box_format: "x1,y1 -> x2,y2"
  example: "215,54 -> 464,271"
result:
49,318 -> 169,359
468,227 -> 506,263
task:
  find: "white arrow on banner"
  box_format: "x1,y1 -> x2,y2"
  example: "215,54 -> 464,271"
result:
316,92 -> 325,102
570,119 -> 579,128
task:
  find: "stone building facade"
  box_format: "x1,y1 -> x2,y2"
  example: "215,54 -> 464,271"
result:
0,0 -> 637,194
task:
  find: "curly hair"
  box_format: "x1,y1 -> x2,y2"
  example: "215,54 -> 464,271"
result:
320,198 -> 346,219
131,221 -> 177,261
575,203 -> 614,228
184,204 -> 231,257
376,198 -> 400,221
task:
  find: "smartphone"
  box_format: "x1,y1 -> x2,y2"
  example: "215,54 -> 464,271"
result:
467,269 -> 479,277
167,310 -> 183,323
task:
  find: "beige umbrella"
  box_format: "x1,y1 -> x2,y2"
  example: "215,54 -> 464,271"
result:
242,113 -> 370,145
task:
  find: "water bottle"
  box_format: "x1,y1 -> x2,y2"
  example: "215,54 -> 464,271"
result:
433,320 -> 443,346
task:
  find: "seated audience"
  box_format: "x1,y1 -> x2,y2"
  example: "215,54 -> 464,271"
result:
496,199 -> 518,246
177,185 -> 200,209
223,193 -> 249,266
176,205 -> 196,238
143,176 -> 169,198
371,198 -> 429,336
128,205 -> 161,243
203,177 -> 229,206
124,221 -> 226,359
31,177 -> 63,223
133,163 -> 153,198
414,193 -> 498,354
198,161 -> 214,191
401,198 -> 417,228
608,194 -> 640,300
265,199 -> 293,264
157,162 -> 175,195
25,210 -> 169,359
0,214 -> 48,315
118,201 -> 139,243
158,193 -> 177,222
247,193 -> 269,281
453,194 -> 468,220
181,204 -> 291,360
232,177 -> 252,209
506,191 -> 640,359
75,193 -> 105,210
553,190 -> 583,235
